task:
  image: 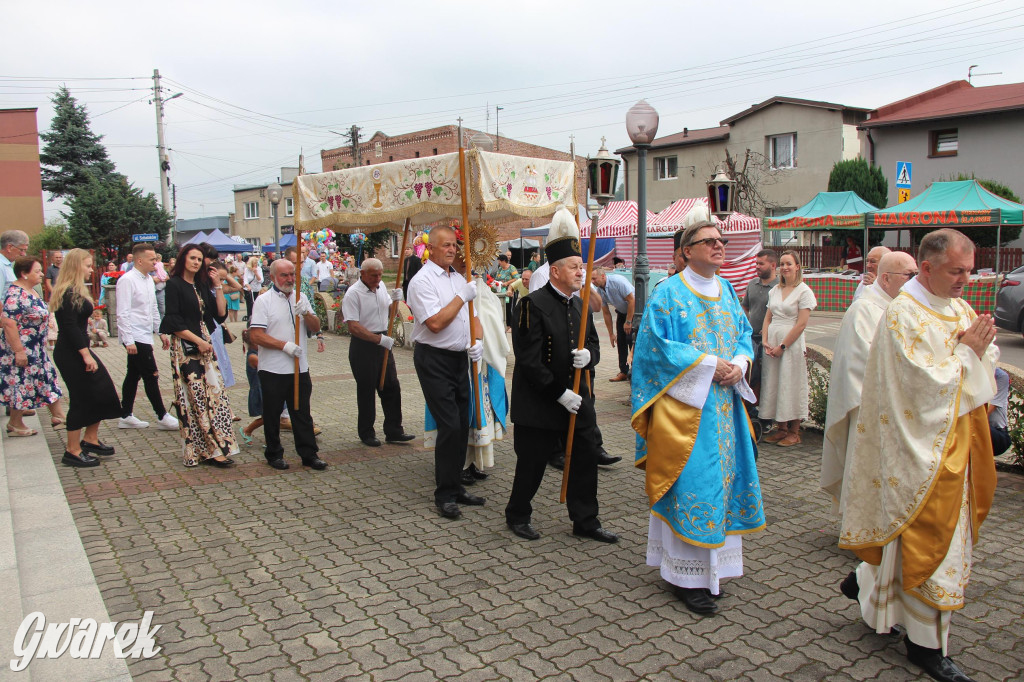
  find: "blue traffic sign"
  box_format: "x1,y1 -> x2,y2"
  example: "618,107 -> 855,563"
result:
895,162 -> 912,189
132,233 -> 159,242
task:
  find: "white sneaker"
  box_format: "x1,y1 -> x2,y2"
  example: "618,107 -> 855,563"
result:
156,414 -> 179,430
118,414 -> 149,429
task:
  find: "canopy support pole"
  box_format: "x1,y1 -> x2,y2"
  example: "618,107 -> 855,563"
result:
996,224 -> 1002,274
294,232 -> 302,406
457,125 -> 483,429
380,218 -> 412,390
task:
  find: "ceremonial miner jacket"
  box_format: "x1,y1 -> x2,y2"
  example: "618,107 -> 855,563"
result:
510,283 -> 600,431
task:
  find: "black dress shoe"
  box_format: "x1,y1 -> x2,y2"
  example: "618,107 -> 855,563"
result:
436,502 -> 462,519
840,571 -> 859,601
81,440 -> 115,456
572,526 -> 618,543
468,463 -> 489,480
302,458 -> 328,470
461,468 -> 477,485
906,638 -> 974,682
455,491 -> 485,506
384,432 -> 415,443
703,589 -> 726,600
62,450 -> 100,468
549,453 -> 565,470
361,436 -> 381,447
200,457 -> 236,468
596,449 -> 622,466
267,458 -> 289,470
674,586 -> 718,614
508,522 -> 541,540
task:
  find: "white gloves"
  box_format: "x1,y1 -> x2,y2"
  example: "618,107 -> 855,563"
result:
457,280 -> 477,303
557,389 -> 583,414
571,348 -> 591,369
390,289 -> 404,303
468,340 -> 484,363
294,298 -> 313,317
378,335 -> 395,350
282,342 -> 304,358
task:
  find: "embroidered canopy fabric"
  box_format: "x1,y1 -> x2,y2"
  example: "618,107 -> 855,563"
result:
293,150 -> 578,234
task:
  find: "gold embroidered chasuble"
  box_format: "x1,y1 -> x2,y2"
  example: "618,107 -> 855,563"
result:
839,281 -> 997,609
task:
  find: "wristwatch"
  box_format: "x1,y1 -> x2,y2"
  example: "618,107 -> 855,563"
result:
780,343 -> 787,351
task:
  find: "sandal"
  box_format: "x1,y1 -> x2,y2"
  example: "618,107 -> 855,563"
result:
763,430 -> 788,443
238,425 -> 254,446
777,434 -> 802,447
51,417 -> 66,428
6,425 -> 38,437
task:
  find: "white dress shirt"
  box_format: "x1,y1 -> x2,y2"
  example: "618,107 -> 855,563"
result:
115,267 -> 160,346
342,278 -> 391,332
407,259 -> 472,351
250,287 -> 312,374
243,267 -> 263,292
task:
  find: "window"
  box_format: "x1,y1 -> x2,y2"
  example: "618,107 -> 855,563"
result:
654,156 -> 678,180
768,133 -> 797,169
930,129 -> 958,157
390,233 -> 400,258
244,201 -> 259,219
433,148 -> 438,156
415,151 -> 420,158
389,155 -> 393,162
285,197 -> 294,217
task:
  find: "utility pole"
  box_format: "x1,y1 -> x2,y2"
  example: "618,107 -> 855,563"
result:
153,69 -> 181,241
345,125 -> 362,166
496,106 -> 503,151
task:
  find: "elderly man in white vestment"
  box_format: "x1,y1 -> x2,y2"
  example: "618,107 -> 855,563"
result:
838,229 -> 998,682
853,246 -> 891,300
821,251 -> 918,513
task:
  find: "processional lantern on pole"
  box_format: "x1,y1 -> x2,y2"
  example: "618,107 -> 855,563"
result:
707,166 -> 737,219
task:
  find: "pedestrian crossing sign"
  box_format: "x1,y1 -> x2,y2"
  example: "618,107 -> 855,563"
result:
898,187 -> 911,204
896,162 -> 912,188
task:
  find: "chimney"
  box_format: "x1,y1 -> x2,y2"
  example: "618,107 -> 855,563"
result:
683,128 -> 688,137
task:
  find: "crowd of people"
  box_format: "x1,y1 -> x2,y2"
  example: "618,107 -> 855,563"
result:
0,218 -> 1007,682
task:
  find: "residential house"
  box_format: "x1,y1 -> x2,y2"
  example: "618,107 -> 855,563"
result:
0,108 -> 45,236
231,167 -> 298,255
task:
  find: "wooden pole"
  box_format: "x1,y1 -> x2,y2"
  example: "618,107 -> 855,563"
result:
380,218 -> 413,390
457,128 -> 484,429
560,212 -> 599,504
294,233 -> 301,406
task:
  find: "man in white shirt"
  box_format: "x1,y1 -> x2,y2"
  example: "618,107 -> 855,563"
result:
407,225 -> 484,520
342,258 -> 415,447
120,253 -> 134,272
313,252 -> 333,283
248,259 -> 328,471
116,244 -> 179,430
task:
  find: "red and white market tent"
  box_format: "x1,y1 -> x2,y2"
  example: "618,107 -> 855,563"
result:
611,197 -> 763,293
578,200 -> 657,238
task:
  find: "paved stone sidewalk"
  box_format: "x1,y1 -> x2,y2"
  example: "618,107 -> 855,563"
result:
36,321 -> 1024,681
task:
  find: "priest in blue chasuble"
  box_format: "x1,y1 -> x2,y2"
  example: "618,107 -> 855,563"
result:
631,206 -> 765,615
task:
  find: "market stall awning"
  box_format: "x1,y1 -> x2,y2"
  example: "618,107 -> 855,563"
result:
182,231 -> 209,245
200,230 -> 253,253
578,200 -> 656,238
867,180 -> 1024,228
649,197 -> 762,235
293,150 -> 578,233
763,191 -> 878,230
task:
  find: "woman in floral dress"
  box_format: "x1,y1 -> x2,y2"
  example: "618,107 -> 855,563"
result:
160,244 -> 238,468
1,257 -> 66,435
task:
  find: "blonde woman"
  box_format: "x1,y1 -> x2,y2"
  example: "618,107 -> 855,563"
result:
242,255 -> 263,323
759,250 -> 817,446
49,249 -> 123,467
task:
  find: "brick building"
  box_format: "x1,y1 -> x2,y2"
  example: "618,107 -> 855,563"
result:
0,108 -> 45,236
320,125 -> 586,267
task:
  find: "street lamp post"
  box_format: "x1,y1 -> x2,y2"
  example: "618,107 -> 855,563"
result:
625,99 -> 659,332
267,182 -> 283,260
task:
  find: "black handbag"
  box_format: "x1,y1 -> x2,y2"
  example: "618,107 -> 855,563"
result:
222,326 -> 235,344
180,338 -> 200,356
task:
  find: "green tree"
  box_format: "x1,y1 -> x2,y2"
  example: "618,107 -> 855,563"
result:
827,158 -> 888,247
39,86 -> 117,200
64,175 -> 172,261
28,217 -> 75,255
340,230 -> 393,265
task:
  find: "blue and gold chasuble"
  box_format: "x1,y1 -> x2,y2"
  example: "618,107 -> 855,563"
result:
631,273 -> 765,548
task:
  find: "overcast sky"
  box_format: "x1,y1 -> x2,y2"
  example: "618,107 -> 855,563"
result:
4,0 -> 1023,222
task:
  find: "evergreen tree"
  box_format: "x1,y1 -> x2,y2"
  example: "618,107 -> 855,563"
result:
65,175 -> 172,259
827,158 -> 888,247
28,218 -> 75,255
39,86 -> 117,200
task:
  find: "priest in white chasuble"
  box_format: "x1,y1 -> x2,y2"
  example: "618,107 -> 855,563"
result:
821,251 -> 918,513
839,229 -> 998,682
631,206 -> 764,616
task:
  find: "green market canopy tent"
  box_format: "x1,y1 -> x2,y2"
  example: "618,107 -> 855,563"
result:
763,191 -> 878,230
293,150 -> 578,234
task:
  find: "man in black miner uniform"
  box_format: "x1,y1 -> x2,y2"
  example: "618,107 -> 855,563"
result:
505,209 -> 618,543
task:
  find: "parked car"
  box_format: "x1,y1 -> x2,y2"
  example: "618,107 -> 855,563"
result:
994,265 -> 1024,334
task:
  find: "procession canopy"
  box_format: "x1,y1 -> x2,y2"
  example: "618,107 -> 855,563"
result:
762,191 -> 878,231
292,149 -> 578,234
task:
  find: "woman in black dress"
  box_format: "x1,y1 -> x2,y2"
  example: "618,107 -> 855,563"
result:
49,249 -> 122,467
160,244 -> 238,468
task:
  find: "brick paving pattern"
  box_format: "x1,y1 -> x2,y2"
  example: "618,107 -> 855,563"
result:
43,321 -> 1024,681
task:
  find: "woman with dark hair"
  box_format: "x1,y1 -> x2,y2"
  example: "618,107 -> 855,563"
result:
1,256 -> 66,435
49,249 -> 122,467
160,244 -> 238,467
